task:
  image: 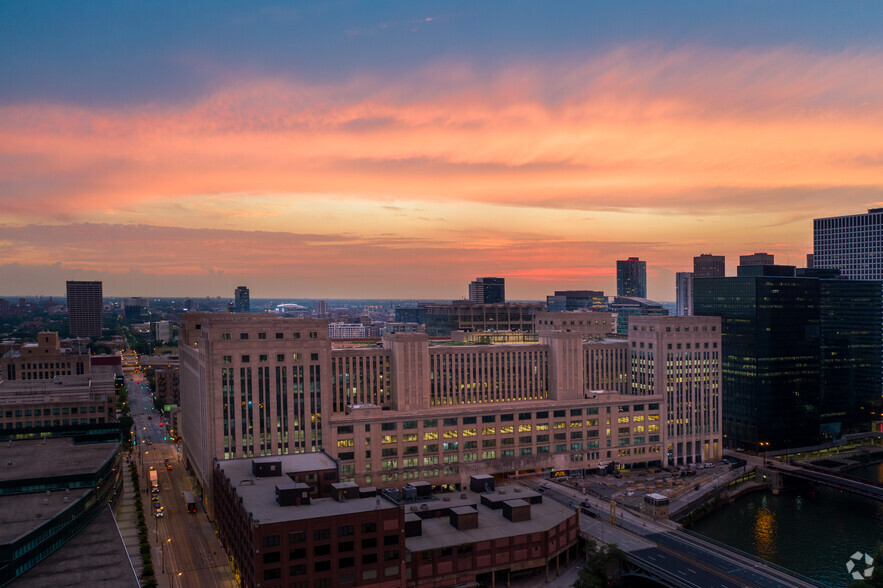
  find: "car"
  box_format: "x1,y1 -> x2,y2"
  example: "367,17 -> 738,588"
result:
541,482 -> 551,489
151,487 -> 159,494
151,495 -> 159,503
155,510 -> 164,518
166,464 -> 172,470
147,416 -> 152,420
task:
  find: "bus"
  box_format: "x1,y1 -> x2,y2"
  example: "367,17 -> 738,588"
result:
183,490 -> 197,513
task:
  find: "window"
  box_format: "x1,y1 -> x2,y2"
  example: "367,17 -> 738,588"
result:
362,553 -> 378,564
276,353 -> 285,362
241,355 -> 250,363
239,333 -> 249,340
262,535 -> 281,548
311,353 -> 319,361
339,541 -> 354,552
482,415 -> 496,423
221,333 -> 231,340
339,525 -> 354,537
382,422 -> 397,431
258,332 -> 267,339
315,561 -> 332,572
290,531 -> 306,544
314,544 -> 331,556
263,568 -> 282,580
423,419 -> 437,428
362,523 -> 377,533
314,529 -> 330,540
293,353 -> 302,361
309,331 -> 318,339
443,417 -> 457,426
263,552 -> 281,564
384,534 -> 399,546
340,557 -> 355,568
276,332 -> 284,339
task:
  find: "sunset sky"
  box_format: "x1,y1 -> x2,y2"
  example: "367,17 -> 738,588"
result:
3,1 -> 883,300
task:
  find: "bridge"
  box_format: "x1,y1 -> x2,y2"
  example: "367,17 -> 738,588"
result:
541,482 -> 823,587
767,461 -> 883,500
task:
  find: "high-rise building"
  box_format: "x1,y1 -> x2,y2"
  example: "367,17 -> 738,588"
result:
607,296 -> 667,334
468,277 -> 505,303
65,281 -> 103,338
616,258 -> 646,298
813,208 -> 883,280
693,254 -> 725,278
315,300 -> 328,318
629,316 -> 722,466
234,286 -> 250,313
675,272 -> 693,316
806,253 -> 814,269
693,264 -> 881,450
739,252 -> 774,267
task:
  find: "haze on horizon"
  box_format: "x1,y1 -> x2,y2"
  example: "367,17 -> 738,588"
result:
2,1 -> 883,300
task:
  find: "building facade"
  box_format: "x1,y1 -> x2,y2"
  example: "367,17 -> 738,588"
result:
675,272 -> 693,316
814,208 -> 883,280
545,290 -> 606,312
739,252 -> 774,267
1,331 -> 90,381
693,254 -> 725,278
421,302 -> 544,336
616,258 -> 647,298
65,281 -> 102,338
468,277 -> 505,304
180,314 -> 719,505
534,311 -> 615,339
234,286 -> 250,313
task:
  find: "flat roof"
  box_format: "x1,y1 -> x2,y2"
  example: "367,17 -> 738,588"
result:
0,488 -> 91,544
0,437 -> 119,484
8,505 -> 139,588
406,485 -> 575,552
217,454 -> 398,525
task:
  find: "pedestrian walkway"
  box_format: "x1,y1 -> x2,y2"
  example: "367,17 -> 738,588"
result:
112,457 -> 145,580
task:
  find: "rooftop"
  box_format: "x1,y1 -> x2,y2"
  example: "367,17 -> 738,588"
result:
405,484 -> 575,552
0,437 -> 119,484
0,488 -> 91,544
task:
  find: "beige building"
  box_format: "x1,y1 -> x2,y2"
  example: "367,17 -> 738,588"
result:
1,331 -> 90,381
0,373 -> 116,430
628,316 -> 722,465
179,313 -> 720,503
534,311 -> 615,339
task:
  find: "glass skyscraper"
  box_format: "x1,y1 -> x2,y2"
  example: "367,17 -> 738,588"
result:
616,257 -> 646,298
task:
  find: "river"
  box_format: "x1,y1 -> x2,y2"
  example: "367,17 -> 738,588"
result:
689,481 -> 883,587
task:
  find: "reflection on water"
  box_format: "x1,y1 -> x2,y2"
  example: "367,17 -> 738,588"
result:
690,484 -> 883,587
753,500 -> 777,559
850,462 -> 883,484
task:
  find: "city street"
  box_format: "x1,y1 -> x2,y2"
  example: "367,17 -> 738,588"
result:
128,374 -> 237,588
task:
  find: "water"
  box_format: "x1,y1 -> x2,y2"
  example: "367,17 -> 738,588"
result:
849,462 -> 883,484
689,485 -> 883,587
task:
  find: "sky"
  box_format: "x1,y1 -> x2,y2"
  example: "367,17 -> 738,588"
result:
3,1 -> 883,301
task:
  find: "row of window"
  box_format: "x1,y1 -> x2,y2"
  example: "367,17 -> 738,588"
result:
2,406 -> 104,417
221,331 -> 320,341
222,353 -> 320,364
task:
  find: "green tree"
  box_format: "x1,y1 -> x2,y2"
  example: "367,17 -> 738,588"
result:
575,540 -> 623,588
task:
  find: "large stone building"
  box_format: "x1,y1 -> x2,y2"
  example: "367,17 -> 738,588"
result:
0,373 -> 116,431
1,331 -> 90,381
180,313 -> 721,508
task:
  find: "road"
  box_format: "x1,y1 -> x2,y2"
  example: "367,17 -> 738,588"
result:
129,373 -> 237,588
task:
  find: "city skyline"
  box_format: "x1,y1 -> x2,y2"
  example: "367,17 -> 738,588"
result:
3,2 -> 883,299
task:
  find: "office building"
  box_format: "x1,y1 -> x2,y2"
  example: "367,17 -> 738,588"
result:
675,272 -> 693,316
628,316 -> 722,465
607,297 -> 668,334
1,331 -> 90,380
616,258 -> 647,298
421,302 -> 544,336
545,290 -> 606,312
806,253 -> 814,269
315,300 -> 328,318
0,373 -> 116,431
155,367 -> 180,406
693,254 -> 725,278
234,286 -> 250,313
814,208 -> 883,280
692,265 -> 881,449
468,277 -> 505,304
739,252 -> 774,267
179,313 -> 718,509
534,311 -> 615,339
65,281 -> 103,338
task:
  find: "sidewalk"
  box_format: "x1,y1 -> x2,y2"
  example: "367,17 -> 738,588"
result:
112,456 -> 145,580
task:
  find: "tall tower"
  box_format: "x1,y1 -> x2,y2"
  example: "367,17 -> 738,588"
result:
814,208 -> 883,280
693,254 -> 725,278
616,258 -> 646,298
234,286 -> 250,313
66,281 -> 103,337
675,272 -> 693,316
468,277 -> 505,303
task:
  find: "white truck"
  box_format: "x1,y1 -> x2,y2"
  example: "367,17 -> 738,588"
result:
149,469 -> 159,493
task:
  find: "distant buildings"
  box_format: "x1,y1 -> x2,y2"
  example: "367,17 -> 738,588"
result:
0,373 -> 116,429
66,281 -> 102,337
739,252 -> 774,267
814,208 -> 883,280
468,277 -> 505,304
422,302 -> 544,336
545,290 -> 606,312
693,254 -> 725,278
315,300 -> 328,318
675,272 -> 693,316
616,257 -> 646,298
607,297 -> 668,334
234,286 -> 250,313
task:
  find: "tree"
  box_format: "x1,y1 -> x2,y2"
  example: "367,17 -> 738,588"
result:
575,540 -> 624,588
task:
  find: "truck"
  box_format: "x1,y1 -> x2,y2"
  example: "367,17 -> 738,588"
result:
149,469 -> 159,493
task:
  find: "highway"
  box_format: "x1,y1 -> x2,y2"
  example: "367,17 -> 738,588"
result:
129,373 -> 237,588
535,480 -> 821,588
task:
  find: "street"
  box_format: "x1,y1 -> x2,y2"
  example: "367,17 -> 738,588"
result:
128,373 -> 237,588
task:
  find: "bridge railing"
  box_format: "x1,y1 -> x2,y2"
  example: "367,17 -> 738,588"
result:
678,528 -> 827,587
